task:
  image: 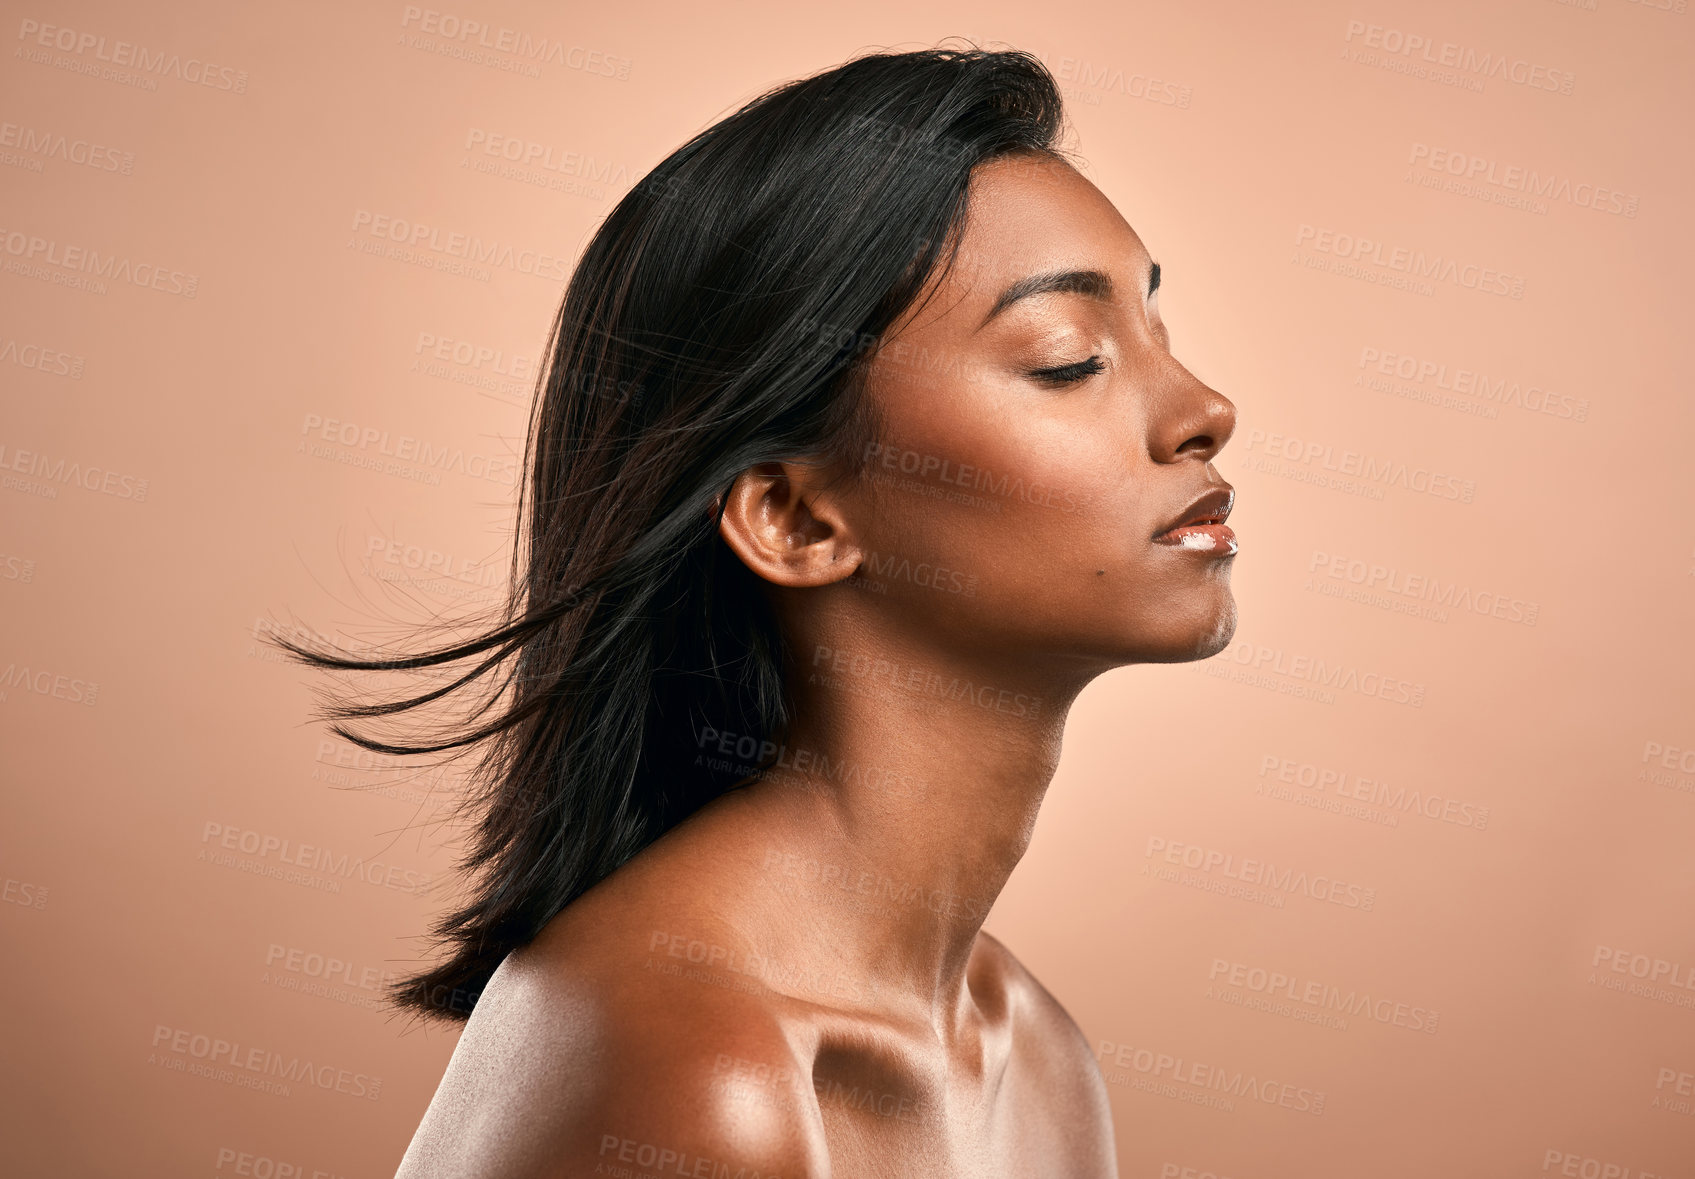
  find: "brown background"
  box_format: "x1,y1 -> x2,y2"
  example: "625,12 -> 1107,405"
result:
3,1 -> 1693,1176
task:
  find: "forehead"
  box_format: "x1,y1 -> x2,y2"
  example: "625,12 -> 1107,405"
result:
941,152 -> 1149,298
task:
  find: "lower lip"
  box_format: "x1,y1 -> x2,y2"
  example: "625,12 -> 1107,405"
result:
1153,523 -> 1237,554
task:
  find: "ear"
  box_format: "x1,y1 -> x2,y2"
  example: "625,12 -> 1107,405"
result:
716,461 -> 863,588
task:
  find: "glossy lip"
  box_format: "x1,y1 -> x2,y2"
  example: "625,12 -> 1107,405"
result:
1154,522 -> 1236,554
1152,485 -> 1235,540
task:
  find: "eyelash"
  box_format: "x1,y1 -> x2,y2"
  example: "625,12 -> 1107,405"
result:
1029,355 -> 1105,385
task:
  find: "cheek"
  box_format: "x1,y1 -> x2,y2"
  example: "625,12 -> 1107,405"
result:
859,373 -> 1145,583
917,392 -> 1113,505
981,424 -> 1143,557
862,428 -> 1134,605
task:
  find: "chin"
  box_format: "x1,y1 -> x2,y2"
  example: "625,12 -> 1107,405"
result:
1128,594 -> 1238,664
1190,602 -> 1238,659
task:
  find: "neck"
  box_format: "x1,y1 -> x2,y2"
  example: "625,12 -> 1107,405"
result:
729,600 -> 1095,1040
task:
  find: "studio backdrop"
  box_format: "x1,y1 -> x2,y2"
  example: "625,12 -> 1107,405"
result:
2,1 -> 1692,1176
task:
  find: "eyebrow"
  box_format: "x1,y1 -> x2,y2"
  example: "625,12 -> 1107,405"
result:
977,260 -> 1160,331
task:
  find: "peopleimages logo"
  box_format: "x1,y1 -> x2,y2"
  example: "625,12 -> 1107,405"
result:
15,17 -> 250,93
398,7 -> 631,80
297,411 -> 519,488
1295,224 -> 1526,300
807,643 -> 1042,718
1356,346 -> 1590,423
0,121 -> 135,174
198,821 -> 432,896
1242,427 -> 1476,505
265,944 -> 400,990
1342,19 -> 1575,95
1211,637 -> 1427,707
1144,837 -> 1378,910
150,1024 -> 381,1100
861,440 -> 1092,515
1258,753 -> 1492,831
0,441 -> 150,502
462,129 -> 634,185
1206,958 -> 1439,1032
1308,549 -> 1540,626
0,335 -> 85,379
1044,54 -> 1192,107
348,210 -> 570,282
0,227 -> 199,297
1407,143 -> 1638,218
1094,1038 -> 1327,1115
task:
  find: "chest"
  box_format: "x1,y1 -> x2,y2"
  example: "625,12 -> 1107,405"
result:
807,1037 -> 1112,1178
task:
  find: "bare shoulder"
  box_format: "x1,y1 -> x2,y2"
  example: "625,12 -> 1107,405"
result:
973,929 -> 1092,1056
395,932 -> 833,1179
974,930 -> 1117,1169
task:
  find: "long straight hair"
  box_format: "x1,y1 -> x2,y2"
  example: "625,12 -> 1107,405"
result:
270,44 -> 1067,1022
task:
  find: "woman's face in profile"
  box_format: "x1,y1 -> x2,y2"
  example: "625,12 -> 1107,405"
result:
846,150 -> 1240,669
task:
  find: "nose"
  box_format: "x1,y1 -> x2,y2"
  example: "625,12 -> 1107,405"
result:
1148,364 -> 1236,464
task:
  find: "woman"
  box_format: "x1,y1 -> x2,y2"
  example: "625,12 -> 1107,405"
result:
277,43 -> 1236,1177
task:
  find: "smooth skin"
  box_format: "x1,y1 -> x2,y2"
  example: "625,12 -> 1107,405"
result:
395,149 -> 1238,1179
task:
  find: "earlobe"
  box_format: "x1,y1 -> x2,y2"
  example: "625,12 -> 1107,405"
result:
716,462 -> 863,588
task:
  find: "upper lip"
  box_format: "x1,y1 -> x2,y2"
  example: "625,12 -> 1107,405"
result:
1154,485 -> 1235,537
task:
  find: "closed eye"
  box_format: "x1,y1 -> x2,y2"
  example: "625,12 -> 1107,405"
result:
1029,355 -> 1105,386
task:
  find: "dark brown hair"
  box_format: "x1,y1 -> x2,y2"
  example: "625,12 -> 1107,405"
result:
268,43 -> 1067,1022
